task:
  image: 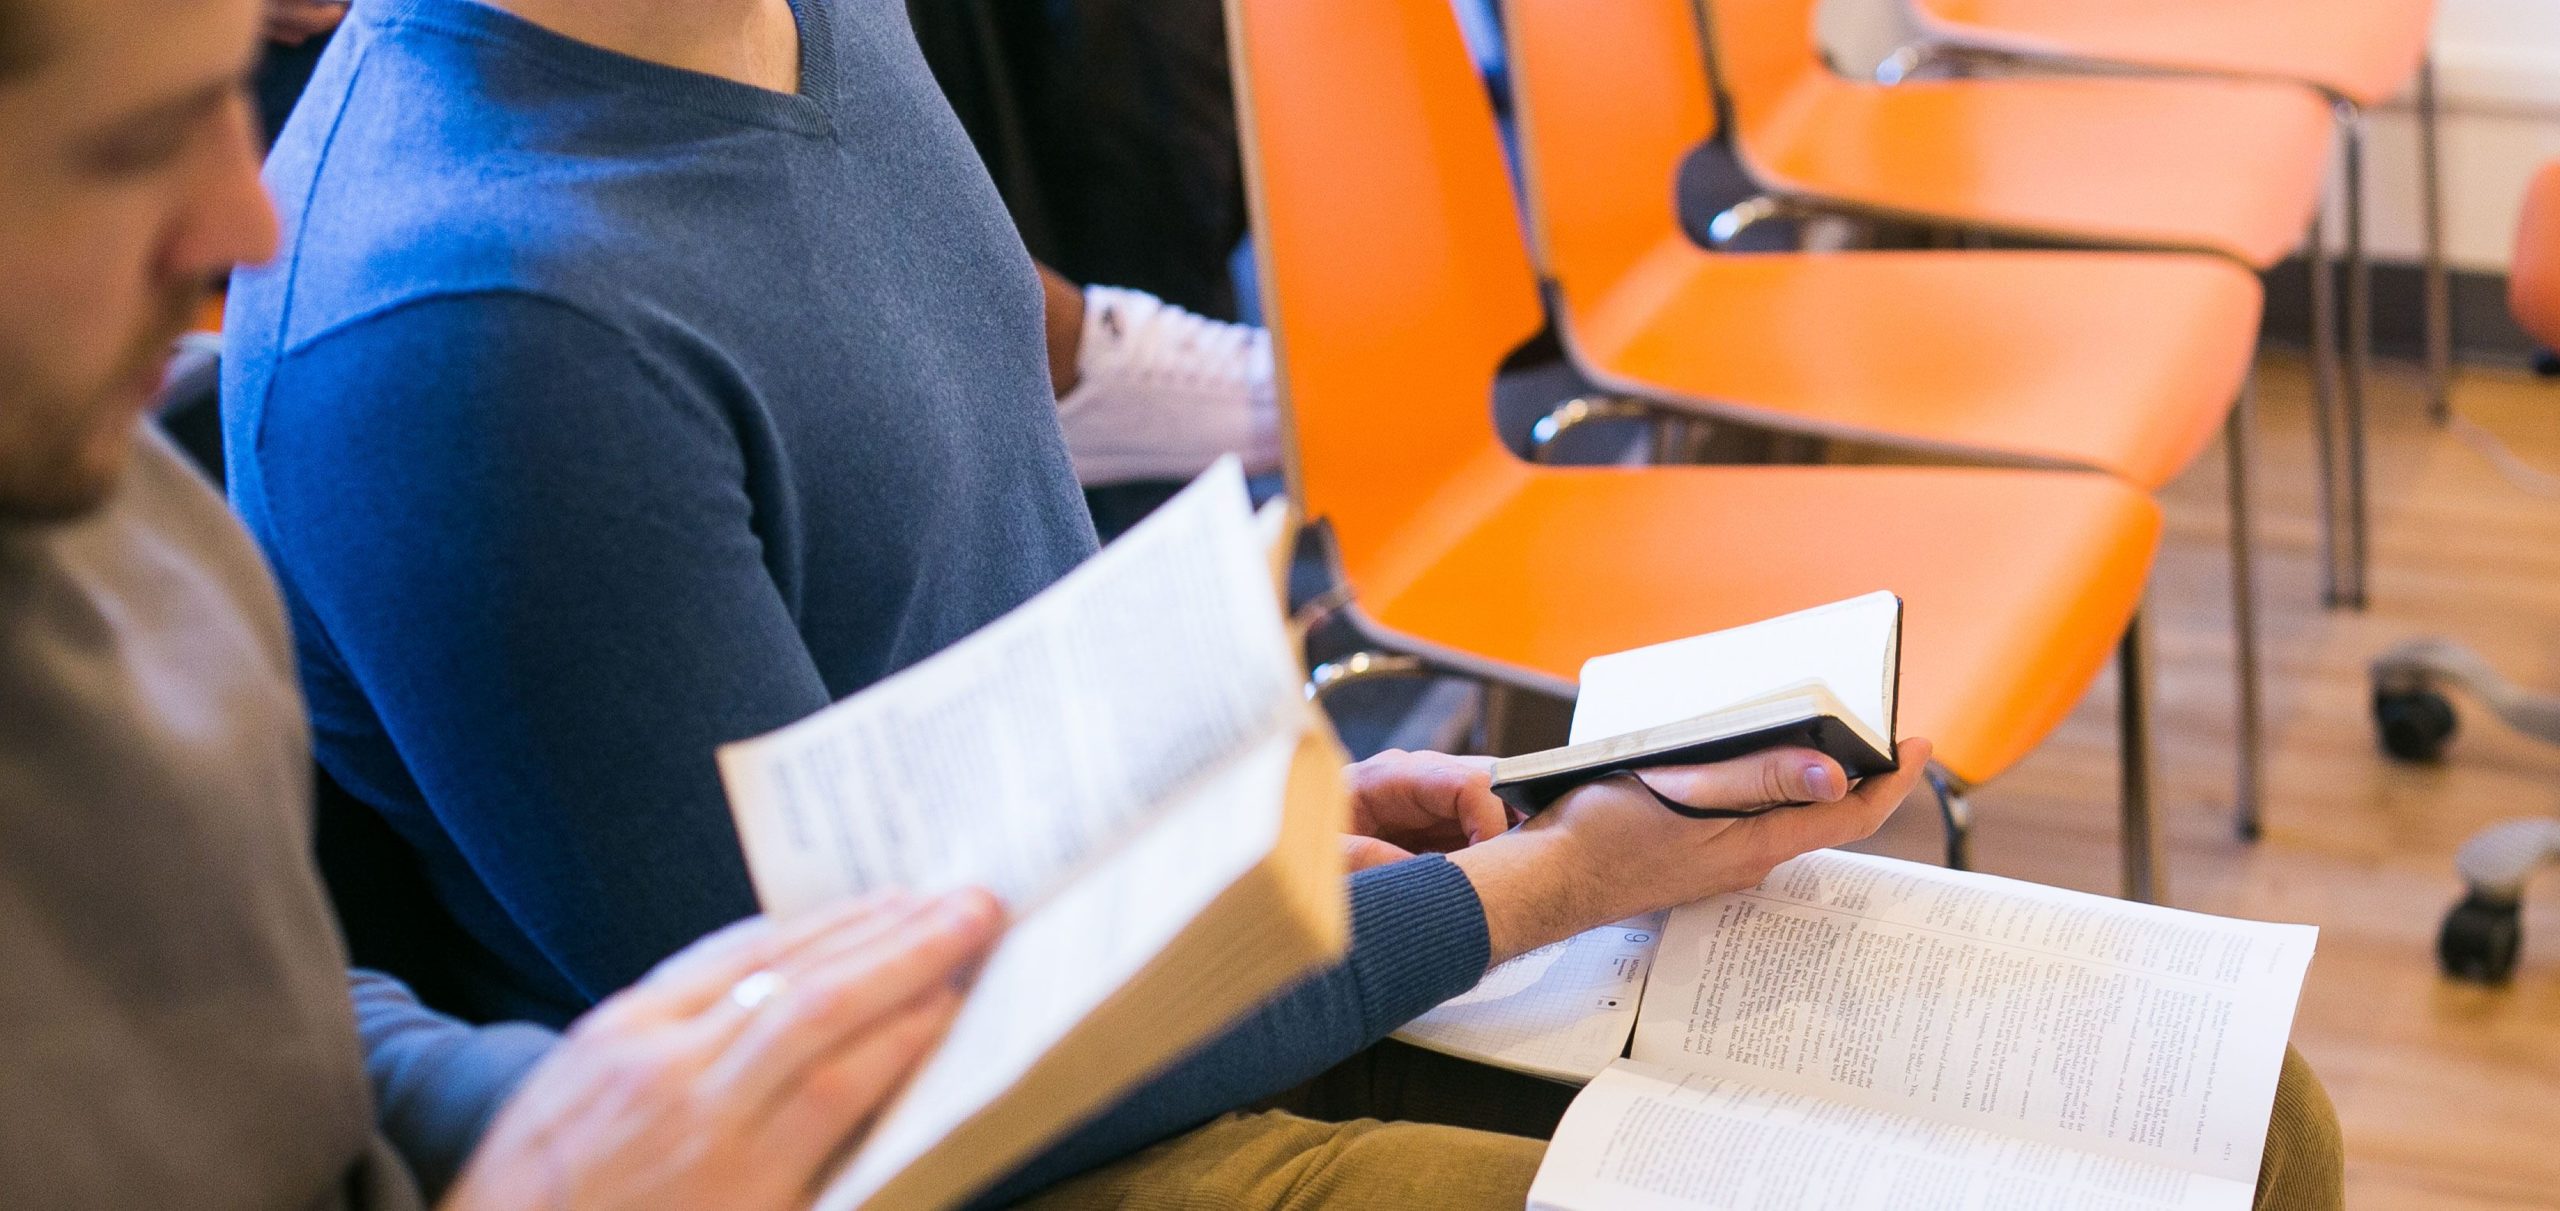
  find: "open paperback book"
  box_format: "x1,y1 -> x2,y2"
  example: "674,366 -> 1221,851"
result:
715,459 -> 1349,1211
1490,592 -> 1903,814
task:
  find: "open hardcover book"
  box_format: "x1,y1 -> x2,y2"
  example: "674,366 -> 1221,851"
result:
1490,593 -> 1904,814
715,459 -> 1349,1211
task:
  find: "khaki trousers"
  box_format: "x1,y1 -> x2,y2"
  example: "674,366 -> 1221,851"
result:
1015,1044 -> 2342,1210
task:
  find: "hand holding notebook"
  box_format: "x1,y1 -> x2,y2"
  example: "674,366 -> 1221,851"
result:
1491,592 -> 1906,815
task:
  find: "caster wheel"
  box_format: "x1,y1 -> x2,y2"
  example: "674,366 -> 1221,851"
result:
2374,687 -> 2457,763
2438,894 -> 2522,984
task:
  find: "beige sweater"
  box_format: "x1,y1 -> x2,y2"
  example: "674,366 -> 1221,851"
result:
0,432 -> 430,1208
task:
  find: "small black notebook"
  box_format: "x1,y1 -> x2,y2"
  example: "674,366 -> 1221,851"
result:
1490,593 -> 1903,815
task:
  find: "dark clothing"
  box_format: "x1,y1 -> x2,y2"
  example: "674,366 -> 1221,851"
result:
911,0 -> 1249,319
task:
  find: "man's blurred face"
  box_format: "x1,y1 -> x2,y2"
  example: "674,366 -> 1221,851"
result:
0,0 -> 275,523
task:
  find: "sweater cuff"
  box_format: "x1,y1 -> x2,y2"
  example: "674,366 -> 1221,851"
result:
1345,854 -> 1492,1037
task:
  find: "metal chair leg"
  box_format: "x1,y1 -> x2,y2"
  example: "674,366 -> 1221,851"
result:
2340,101 -> 2374,610
1528,395 -> 1659,463
2226,393 -> 2267,842
1650,414 -> 1708,463
1705,194 -> 1806,248
2308,193 -> 2347,610
2419,54 -> 2453,426
1925,764 -> 1973,872
2118,609 -> 2164,904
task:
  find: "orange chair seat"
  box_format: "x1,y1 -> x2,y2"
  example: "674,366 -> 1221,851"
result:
1570,245 -> 2260,488
1915,0 -> 2433,110
1740,74 -> 2333,268
1353,463 -> 2161,787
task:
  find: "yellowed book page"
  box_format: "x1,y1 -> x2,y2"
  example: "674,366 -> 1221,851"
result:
712,458 -> 1322,1207
820,726 -> 1299,1210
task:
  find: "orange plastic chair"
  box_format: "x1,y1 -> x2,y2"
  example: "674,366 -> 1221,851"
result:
1899,0 -> 2430,113
1887,0 -> 2444,600
1232,0 -> 2173,897
1708,0 -> 2332,267
2511,161 -> 2560,355
1701,0 -> 2358,604
1503,0 -> 2271,836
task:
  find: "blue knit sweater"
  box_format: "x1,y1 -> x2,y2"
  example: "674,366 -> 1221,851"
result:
220,0 -> 1491,1195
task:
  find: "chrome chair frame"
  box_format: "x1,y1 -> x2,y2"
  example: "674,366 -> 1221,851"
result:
1869,40 -> 2452,611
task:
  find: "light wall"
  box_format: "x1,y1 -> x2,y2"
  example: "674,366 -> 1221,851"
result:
1822,0 -> 2560,271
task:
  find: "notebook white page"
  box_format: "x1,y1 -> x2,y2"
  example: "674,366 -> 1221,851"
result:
1391,913 -> 1667,1083
1567,591 -> 1900,746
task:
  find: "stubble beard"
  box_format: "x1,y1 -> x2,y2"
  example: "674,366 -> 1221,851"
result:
0,281 -> 208,525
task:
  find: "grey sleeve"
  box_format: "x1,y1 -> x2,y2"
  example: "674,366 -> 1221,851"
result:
349,970 -> 558,1202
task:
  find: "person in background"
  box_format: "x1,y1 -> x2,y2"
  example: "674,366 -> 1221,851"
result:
911,0 -> 1266,530
1041,260 -> 1280,491
254,0 -> 343,141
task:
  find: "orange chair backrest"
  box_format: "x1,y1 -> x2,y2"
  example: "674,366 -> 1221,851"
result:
1228,0 -> 1543,596
1698,0 -> 1829,125
1505,0 -> 1721,298
2512,160 -> 2560,352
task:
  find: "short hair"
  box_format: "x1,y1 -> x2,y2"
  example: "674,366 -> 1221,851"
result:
0,0 -> 38,81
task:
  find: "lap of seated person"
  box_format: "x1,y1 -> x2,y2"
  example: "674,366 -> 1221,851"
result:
1014,1044 -> 2341,1211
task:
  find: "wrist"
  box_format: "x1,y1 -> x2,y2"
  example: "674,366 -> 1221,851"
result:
1447,828 -> 1620,965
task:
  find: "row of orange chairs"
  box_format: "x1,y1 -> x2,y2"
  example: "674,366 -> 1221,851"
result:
1702,0 -> 2415,614
1898,0 -> 2454,611
1238,0 -> 2431,901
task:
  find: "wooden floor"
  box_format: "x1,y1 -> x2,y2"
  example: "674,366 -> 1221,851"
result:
1841,351 -> 2560,1209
